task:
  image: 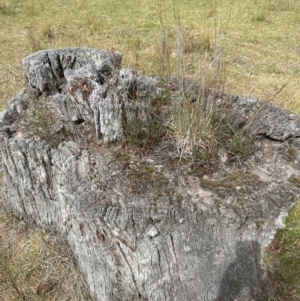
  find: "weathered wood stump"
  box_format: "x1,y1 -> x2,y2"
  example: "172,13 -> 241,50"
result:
1,48 -> 300,301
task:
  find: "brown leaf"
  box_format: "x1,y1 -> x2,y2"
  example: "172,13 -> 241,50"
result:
36,281 -> 54,295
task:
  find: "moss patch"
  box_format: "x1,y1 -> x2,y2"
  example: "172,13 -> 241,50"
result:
289,175 -> 300,188
191,164 -> 213,178
126,160 -> 169,194
288,146 -> 296,161
201,171 -> 260,191
114,152 -> 131,162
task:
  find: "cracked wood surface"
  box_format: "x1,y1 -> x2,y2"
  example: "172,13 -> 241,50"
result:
1,48 -> 300,301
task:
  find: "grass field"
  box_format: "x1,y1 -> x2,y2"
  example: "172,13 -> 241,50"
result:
0,0 -> 299,110
0,0 -> 300,300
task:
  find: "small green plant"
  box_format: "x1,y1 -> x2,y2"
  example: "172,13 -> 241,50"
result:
121,80 -> 170,149
27,97 -> 70,147
122,113 -> 167,148
228,132 -> 253,157
190,118 -> 253,163
192,144 -> 218,162
26,96 -> 97,149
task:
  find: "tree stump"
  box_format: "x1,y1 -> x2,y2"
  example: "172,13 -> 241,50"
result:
1,48 -> 300,301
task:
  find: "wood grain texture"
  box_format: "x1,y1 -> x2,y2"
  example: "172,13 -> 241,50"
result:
1,48 -> 300,301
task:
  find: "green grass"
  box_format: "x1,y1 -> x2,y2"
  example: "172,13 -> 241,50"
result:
264,201 -> 300,300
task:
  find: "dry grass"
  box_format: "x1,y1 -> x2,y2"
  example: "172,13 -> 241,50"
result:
0,202 -> 94,301
0,0 -> 299,111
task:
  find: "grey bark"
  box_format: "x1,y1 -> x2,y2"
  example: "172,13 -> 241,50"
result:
1,48 -> 300,301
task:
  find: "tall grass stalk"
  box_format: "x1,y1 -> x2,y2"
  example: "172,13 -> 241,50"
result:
169,0 -> 224,158
172,0 -> 184,91
152,0 -> 171,81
